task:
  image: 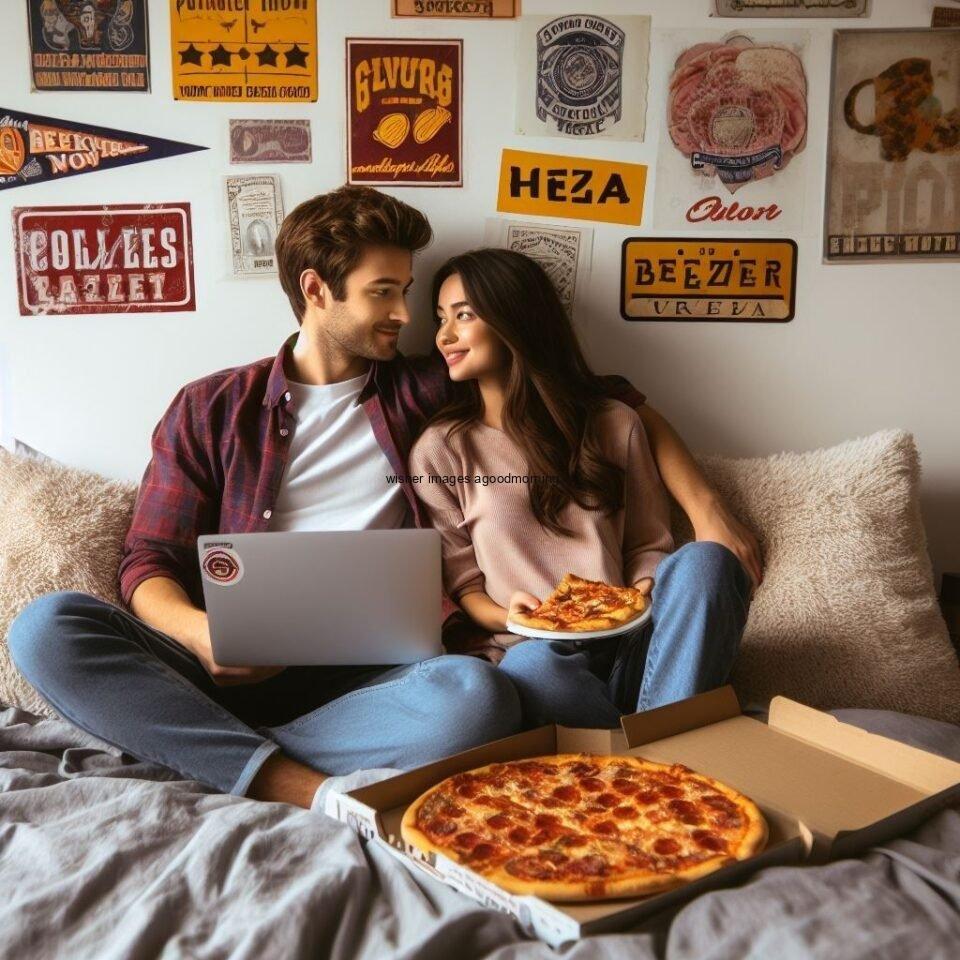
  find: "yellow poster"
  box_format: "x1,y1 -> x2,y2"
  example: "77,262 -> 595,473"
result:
497,149 -> 646,226
170,0 -> 317,103
621,238 -> 797,322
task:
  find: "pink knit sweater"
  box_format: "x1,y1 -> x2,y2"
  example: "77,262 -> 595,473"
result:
409,401 -> 674,609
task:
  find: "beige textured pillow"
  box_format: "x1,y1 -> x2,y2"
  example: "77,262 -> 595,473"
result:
671,429 -> 960,723
0,449 -> 137,717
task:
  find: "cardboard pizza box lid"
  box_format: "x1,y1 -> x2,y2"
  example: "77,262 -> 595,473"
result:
619,687 -> 960,859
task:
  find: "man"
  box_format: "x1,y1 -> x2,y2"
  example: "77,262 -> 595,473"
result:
9,186 -> 762,813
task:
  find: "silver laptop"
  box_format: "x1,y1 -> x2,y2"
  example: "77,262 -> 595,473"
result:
197,530 -> 443,666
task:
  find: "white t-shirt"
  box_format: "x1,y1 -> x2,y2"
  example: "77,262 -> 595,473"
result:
267,374 -> 408,532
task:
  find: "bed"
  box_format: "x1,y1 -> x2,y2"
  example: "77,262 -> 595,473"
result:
2,704 -> 958,959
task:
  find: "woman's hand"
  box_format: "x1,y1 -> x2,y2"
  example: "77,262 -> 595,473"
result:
692,500 -> 763,594
632,577 -> 654,598
507,591 -> 542,622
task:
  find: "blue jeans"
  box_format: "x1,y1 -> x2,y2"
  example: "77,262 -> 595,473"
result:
8,592 -> 521,796
499,541 -> 752,728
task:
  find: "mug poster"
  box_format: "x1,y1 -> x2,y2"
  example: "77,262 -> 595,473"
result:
169,0 -> 317,102
825,29 -> 960,261
27,0 -> 151,92
483,218 -> 594,316
654,30 -> 811,233
13,203 -> 196,315
515,14 -> 650,141
392,0 -> 517,17
712,0 -> 868,16
346,38 -> 462,187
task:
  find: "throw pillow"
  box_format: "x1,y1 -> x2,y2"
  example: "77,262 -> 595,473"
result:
0,449 -> 138,717
671,429 -> 960,723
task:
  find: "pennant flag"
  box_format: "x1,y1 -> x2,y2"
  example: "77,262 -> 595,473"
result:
0,108 -> 206,191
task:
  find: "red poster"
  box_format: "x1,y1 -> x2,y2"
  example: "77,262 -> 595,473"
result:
346,38 -> 462,187
13,203 -> 196,315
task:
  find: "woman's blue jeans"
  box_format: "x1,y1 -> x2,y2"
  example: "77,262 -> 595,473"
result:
499,541 -> 752,728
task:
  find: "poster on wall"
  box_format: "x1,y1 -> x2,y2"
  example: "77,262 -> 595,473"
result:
229,119 -> 311,163
824,29 -> 960,261
620,237 -> 797,322
0,108 -> 206,192
27,0 -> 151,92
515,14 -> 649,141
225,174 -> 284,278
483,218 -> 593,316
392,0 -> 517,17
654,30 -> 810,233
170,0 -> 317,103
497,148 -> 647,225
13,203 -> 196,315
712,0 -> 868,16
346,38 -> 462,187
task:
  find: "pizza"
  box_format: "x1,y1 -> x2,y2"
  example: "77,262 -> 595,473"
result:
400,754 -> 766,901
508,573 -> 647,632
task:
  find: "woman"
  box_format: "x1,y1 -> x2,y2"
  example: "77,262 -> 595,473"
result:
409,249 -> 751,729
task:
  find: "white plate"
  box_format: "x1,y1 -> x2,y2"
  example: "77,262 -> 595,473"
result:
505,604 -> 652,641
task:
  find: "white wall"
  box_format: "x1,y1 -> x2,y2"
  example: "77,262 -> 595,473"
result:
2,0 -> 958,585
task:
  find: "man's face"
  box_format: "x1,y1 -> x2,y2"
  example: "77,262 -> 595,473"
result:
316,246 -> 413,362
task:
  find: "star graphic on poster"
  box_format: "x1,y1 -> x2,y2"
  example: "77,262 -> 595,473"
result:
257,45 -> 279,68
210,44 -> 233,67
284,45 -> 309,69
179,43 -> 204,67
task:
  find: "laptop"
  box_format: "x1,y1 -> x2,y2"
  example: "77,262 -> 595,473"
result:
197,530 -> 443,666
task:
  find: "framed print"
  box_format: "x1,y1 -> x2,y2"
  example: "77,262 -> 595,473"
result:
654,30 -> 810,232
347,38 -> 462,186
515,14 -> 650,141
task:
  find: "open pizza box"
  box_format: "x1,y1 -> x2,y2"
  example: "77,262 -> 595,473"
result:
330,686 -> 960,947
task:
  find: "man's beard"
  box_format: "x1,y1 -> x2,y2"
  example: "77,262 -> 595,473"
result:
325,299 -> 398,362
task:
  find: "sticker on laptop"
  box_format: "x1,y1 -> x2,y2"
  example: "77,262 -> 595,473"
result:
201,545 -> 244,586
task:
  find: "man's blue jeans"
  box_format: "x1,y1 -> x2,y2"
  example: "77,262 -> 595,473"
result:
8,592 -> 521,796
499,542 -> 752,728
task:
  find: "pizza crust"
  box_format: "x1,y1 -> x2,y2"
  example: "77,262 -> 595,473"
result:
400,754 -> 768,902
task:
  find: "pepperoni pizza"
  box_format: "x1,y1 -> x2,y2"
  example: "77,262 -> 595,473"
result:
508,574 -> 648,633
401,754 -> 766,901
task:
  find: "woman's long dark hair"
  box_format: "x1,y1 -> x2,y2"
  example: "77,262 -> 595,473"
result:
428,248 -> 624,537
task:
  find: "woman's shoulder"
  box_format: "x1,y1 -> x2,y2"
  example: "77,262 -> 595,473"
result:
410,420 -> 467,468
594,398 -> 643,434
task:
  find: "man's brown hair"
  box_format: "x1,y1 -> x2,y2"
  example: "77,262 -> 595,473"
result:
275,185 -> 432,322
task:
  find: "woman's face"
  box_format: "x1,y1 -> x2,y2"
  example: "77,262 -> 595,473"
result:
435,273 -> 510,383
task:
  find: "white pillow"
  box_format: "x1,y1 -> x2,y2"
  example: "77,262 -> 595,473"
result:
675,430 -> 960,723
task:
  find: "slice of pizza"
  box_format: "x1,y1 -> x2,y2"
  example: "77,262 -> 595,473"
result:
509,573 -> 647,633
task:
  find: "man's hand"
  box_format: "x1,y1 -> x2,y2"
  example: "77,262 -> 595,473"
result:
693,500 -> 763,594
193,622 -> 286,687
507,591 -> 542,622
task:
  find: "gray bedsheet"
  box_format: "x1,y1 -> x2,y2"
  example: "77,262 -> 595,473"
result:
1,706 -> 958,960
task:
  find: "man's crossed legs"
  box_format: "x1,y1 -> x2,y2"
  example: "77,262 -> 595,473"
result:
8,592 -> 521,797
